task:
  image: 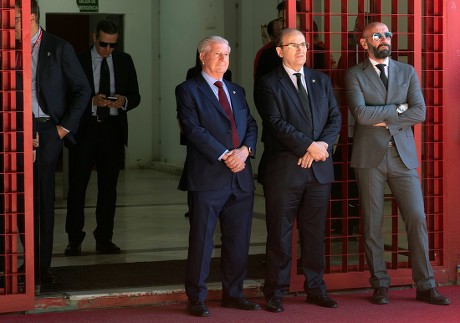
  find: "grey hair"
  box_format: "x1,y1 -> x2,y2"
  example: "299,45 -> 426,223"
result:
197,36 -> 231,55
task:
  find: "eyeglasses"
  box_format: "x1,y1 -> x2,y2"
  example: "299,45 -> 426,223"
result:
280,42 -> 309,50
99,41 -> 118,48
364,32 -> 393,42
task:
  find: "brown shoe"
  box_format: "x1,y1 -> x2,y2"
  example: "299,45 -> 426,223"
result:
371,287 -> 389,304
416,288 -> 450,305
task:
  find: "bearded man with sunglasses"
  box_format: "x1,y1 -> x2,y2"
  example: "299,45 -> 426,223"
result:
344,22 -> 449,306
65,19 -> 141,256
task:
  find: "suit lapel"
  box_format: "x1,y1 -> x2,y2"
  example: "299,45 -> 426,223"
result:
303,67 -> 316,130
362,58 -> 387,101
197,76 -> 228,120
37,32 -> 51,85
386,58 -> 397,101
277,67 -> 310,124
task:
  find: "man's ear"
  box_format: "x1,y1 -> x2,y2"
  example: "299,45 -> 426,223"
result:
276,46 -> 283,58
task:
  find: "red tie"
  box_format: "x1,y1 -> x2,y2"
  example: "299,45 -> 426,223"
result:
214,81 -> 239,148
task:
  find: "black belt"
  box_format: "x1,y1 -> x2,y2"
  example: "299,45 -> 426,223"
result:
35,117 -> 51,123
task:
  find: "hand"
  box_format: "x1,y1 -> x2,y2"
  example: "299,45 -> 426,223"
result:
32,132 -> 39,148
222,147 -> 249,173
56,125 -> 68,139
93,94 -> 111,108
297,151 -> 315,168
373,122 -> 387,127
107,94 -> 126,109
306,141 -> 329,162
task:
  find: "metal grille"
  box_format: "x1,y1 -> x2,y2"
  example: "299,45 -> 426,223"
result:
0,0 -> 34,312
286,0 -> 444,291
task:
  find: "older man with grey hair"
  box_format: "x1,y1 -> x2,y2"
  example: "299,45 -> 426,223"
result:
176,35 -> 259,317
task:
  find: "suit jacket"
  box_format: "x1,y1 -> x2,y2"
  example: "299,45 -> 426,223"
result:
176,74 -> 258,192
254,65 -> 341,186
77,47 -> 141,146
37,30 -> 91,143
344,58 -> 426,169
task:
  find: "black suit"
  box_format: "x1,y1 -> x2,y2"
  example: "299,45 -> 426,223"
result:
254,65 -> 341,298
34,29 -> 91,276
66,47 -> 140,245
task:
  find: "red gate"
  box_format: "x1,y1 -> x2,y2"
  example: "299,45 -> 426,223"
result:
0,0 -> 35,312
283,0 -> 446,291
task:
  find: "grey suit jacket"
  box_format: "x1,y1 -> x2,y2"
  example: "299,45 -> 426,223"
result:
344,57 -> 426,169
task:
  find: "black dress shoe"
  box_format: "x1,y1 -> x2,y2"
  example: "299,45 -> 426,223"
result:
96,241 -> 121,254
416,288 -> 450,305
306,294 -> 338,308
187,301 -> 210,317
265,296 -> 284,312
39,269 -> 58,285
371,287 -> 389,305
221,297 -> 261,310
65,241 -> 82,256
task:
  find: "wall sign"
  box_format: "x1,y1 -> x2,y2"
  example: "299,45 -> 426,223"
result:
76,0 -> 99,13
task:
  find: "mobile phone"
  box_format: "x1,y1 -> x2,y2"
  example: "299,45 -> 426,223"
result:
107,96 -> 118,101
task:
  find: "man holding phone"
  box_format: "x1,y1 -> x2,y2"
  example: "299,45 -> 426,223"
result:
65,19 -> 141,256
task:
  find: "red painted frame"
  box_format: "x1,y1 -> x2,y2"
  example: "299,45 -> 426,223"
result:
286,0 -> 447,292
0,0 -> 35,313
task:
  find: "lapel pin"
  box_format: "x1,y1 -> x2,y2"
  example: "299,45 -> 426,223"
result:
233,91 -> 236,94
47,52 -> 51,56
312,79 -> 316,83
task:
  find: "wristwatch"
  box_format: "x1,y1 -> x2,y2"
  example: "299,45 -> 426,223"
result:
396,104 -> 406,114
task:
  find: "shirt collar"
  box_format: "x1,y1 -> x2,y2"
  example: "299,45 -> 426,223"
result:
91,45 -> 112,60
283,64 -> 304,78
31,27 -> 41,43
369,57 -> 390,67
201,70 -> 224,88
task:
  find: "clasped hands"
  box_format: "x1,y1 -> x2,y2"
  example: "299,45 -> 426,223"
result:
93,94 -> 125,109
222,146 -> 249,173
297,141 -> 329,169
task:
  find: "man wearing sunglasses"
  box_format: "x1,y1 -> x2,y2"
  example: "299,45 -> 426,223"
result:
65,19 -> 141,256
344,22 -> 449,306
254,28 -> 341,313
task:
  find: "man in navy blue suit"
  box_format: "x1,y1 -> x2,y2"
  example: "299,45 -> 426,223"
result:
176,36 -> 259,317
254,28 -> 341,312
15,0 -> 91,286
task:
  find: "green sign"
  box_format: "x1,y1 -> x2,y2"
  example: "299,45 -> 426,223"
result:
76,0 -> 99,13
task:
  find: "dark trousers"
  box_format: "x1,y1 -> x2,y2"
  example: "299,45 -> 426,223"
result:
66,116 -> 124,243
263,167 -> 331,298
34,120 -> 63,274
185,176 -> 254,302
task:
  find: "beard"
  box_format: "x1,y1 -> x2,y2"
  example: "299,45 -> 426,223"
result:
368,42 -> 391,59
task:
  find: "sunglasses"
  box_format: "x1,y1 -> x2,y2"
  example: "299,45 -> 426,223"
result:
99,41 -> 118,48
365,32 -> 393,42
